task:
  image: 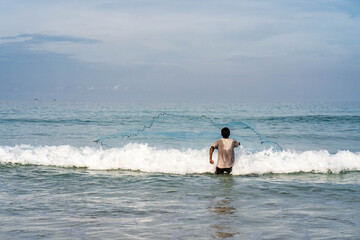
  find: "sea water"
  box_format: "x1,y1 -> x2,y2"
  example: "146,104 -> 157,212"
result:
0,101 -> 360,239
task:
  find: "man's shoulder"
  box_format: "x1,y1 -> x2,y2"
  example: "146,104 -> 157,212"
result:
212,139 -> 222,147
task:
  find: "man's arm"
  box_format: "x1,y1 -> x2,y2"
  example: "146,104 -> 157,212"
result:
209,146 -> 215,164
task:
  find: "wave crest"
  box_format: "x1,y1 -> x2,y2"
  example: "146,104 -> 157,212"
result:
1,144 -> 359,175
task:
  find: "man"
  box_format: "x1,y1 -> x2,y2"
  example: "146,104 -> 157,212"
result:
209,127 -> 240,174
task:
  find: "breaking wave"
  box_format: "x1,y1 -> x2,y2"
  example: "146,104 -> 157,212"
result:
1,144 -> 360,175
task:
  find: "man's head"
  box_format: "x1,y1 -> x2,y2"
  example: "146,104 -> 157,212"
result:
221,127 -> 230,138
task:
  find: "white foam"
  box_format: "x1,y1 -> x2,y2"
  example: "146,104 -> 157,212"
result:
1,144 -> 360,175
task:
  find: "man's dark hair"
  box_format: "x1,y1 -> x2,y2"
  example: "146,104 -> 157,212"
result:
221,127 -> 230,138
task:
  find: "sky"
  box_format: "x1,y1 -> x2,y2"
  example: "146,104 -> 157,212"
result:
0,0 -> 359,102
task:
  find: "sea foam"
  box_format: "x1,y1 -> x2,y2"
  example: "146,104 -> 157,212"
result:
0,144 -> 359,175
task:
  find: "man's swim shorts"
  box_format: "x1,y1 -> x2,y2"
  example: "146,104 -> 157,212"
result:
216,167 -> 232,174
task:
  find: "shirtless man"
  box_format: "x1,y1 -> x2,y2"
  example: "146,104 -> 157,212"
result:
209,127 -> 240,174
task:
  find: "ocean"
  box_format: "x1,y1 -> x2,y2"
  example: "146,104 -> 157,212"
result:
0,101 -> 360,239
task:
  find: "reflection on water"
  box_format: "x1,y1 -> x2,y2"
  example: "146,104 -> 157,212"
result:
208,176 -> 238,239
213,199 -> 236,215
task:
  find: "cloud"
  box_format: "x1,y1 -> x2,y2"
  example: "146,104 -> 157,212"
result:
113,85 -> 121,91
0,0 -> 359,102
2,1 -> 359,68
1,34 -> 100,45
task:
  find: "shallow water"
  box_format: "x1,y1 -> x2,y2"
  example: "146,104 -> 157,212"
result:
1,101 -> 360,239
1,165 -> 360,239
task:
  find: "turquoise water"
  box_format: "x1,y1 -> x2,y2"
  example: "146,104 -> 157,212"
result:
1,101 -> 360,239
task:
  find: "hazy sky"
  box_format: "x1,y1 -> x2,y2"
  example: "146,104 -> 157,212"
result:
1,0 -> 359,102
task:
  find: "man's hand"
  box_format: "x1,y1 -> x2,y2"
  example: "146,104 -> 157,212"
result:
209,159 -> 214,164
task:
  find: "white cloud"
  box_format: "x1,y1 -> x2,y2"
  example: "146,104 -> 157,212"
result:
1,0 -> 360,101
2,0 -> 359,69
113,84 -> 121,91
